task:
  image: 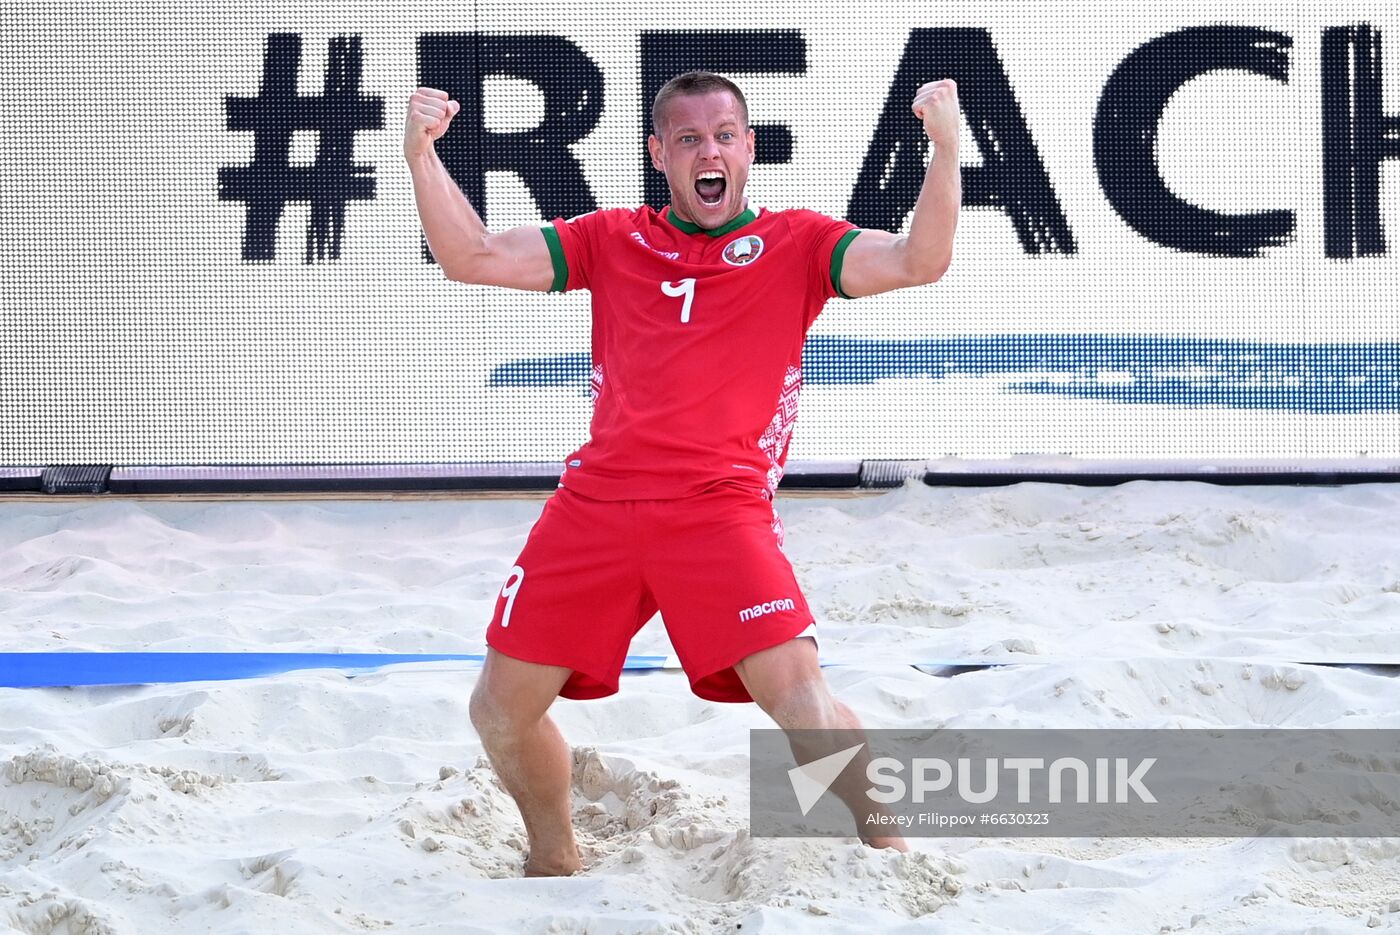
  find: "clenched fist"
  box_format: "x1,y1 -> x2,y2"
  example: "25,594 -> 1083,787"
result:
404,87 -> 461,160
911,80 -> 959,150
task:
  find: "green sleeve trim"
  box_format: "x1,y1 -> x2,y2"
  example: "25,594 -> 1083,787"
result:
829,229 -> 862,299
541,224 -> 568,292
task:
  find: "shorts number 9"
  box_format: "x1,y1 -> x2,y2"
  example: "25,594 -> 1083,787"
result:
499,565 -> 525,628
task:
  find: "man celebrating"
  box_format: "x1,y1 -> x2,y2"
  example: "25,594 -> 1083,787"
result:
405,72 -> 960,875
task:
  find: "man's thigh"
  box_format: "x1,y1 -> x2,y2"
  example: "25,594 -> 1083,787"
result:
485,489 -> 656,700
641,486 -> 816,702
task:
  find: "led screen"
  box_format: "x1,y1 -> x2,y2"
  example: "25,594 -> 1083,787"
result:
3,2 -> 1397,466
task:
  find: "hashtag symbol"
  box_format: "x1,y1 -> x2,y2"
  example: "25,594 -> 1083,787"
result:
219,34 -> 384,263
980,813 -> 991,825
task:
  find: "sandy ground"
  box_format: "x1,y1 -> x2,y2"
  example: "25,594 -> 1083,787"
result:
2,481 -> 1399,933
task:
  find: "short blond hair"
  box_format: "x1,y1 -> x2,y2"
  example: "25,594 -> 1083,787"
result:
651,71 -> 749,134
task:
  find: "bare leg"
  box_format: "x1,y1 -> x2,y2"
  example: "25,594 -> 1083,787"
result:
735,638 -> 908,851
469,649 -> 582,876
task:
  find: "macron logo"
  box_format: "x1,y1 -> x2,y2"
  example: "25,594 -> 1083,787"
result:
630,231 -> 680,259
738,598 -> 796,622
789,744 -> 865,816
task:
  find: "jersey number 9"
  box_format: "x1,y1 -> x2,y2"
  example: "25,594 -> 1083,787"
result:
661,279 -> 697,324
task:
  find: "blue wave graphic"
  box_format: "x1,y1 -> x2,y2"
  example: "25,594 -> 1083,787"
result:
488,335 -> 1400,413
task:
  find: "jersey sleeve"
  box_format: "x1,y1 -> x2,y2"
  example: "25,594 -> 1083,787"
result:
542,209 -> 616,292
785,210 -> 863,329
786,210 -> 861,301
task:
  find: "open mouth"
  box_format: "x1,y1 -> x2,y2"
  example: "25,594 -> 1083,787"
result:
695,171 -> 726,207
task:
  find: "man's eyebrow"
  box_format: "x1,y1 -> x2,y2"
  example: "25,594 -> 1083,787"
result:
672,120 -> 740,135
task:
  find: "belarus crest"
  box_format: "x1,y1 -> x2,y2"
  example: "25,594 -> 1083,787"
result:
722,235 -> 765,266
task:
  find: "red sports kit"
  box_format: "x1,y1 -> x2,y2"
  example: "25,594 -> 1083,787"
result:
486,204 -> 861,702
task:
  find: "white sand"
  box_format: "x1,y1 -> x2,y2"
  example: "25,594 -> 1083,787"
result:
2,482 -> 1399,933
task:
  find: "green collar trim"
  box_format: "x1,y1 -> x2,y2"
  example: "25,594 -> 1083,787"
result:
664,205 -> 758,238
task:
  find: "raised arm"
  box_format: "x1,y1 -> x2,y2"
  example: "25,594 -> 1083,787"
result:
838,80 -> 962,299
404,87 -> 557,291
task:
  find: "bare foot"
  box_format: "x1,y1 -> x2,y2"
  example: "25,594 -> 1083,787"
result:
523,851 -> 583,877
862,834 -> 910,853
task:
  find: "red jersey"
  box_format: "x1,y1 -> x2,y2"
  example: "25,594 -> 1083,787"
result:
542,204 -> 860,501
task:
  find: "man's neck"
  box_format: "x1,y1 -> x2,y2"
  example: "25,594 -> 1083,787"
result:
665,200 -> 757,237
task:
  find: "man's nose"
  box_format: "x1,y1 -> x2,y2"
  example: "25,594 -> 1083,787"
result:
699,137 -> 721,159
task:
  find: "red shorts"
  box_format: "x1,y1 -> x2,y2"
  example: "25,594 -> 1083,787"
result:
486,484 -> 816,703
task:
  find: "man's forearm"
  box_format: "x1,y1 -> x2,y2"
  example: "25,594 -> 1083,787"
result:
899,140 -> 961,283
406,148 -> 491,279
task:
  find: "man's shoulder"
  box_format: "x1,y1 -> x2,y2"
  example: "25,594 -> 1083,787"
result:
757,206 -> 833,220
752,206 -> 850,239
563,205 -> 661,229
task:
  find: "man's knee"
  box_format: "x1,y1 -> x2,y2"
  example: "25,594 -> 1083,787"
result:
468,680 -> 509,738
470,651 -> 570,740
734,639 -> 871,736
469,680 -> 536,741
470,685 -> 545,740
735,639 -> 835,727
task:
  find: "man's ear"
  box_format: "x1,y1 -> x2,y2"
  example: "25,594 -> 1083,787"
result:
746,126 -> 756,163
648,134 -> 665,172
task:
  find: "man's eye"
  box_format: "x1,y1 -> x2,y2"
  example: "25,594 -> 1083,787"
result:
681,135 -> 697,143
719,133 -> 734,141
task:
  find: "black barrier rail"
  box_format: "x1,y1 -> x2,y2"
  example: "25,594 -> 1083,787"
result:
0,462 -> 869,495
2,459 -> 1400,495
921,458 -> 1400,487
